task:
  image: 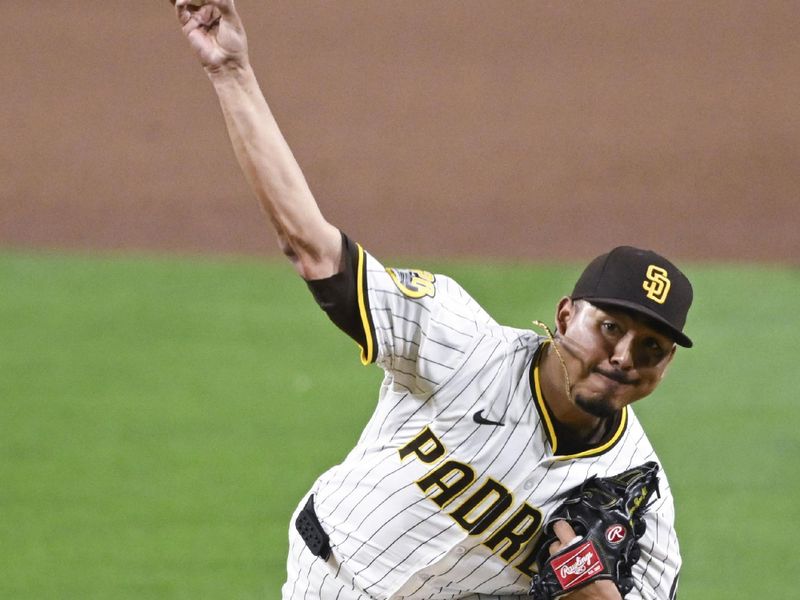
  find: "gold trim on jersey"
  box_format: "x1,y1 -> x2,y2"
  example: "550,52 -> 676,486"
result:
532,351 -> 559,454
356,243 -> 376,365
554,408 -> 628,461
531,342 -> 628,460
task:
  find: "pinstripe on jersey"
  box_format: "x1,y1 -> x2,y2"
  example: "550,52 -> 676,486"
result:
283,247 -> 681,600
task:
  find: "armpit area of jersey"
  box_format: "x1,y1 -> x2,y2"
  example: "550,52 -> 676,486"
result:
305,232 -> 375,362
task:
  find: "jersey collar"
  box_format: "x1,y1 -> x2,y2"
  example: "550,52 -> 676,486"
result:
529,341 -> 628,460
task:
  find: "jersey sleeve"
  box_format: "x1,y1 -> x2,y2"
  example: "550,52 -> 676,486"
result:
305,232 -> 373,357
626,483 -> 682,600
306,232 -> 496,393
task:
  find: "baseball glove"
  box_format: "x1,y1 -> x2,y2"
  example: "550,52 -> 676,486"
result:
529,461 -> 661,600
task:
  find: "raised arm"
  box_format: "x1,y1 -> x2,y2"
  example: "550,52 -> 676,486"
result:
170,0 -> 342,279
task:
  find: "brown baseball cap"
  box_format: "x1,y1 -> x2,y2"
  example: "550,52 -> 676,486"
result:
571,246 -> 693,347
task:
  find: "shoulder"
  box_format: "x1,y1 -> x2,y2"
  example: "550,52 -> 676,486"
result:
365,251 -> 499,330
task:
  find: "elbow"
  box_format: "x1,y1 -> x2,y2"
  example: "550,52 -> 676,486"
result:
277,234 -> 295,259
276,233 -> 320,280
277,235 -> 310,276
278,228 -> 341,281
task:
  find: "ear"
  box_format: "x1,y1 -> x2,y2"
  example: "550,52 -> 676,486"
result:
659,345 -> 678,379
554,297 -> 575,335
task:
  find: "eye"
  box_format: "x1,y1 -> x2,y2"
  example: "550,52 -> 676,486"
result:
644,338 -> 666,357
601,321 -> 620,334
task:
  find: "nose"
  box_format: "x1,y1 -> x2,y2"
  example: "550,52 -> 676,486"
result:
610,332 -> 635,369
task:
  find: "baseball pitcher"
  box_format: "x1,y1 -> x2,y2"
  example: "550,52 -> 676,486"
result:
169,2 -> 691,599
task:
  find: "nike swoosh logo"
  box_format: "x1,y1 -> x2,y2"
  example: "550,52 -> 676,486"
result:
473,410 -> 505,427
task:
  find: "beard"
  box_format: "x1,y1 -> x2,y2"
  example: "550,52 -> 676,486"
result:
574,393 -> 618,418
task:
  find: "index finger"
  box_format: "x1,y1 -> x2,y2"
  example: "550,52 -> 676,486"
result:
186,0 -> 244,29
552,520 -> 582,547
175,0 -> 236,14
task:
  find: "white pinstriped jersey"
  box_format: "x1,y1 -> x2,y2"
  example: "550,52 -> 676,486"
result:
287,244 -> 681,599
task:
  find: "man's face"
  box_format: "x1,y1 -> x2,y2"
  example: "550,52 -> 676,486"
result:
555,299 -> 677,418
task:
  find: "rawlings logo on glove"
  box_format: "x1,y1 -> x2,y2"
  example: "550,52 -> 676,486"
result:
530,462 -> 660,600
552,540 -> 603,589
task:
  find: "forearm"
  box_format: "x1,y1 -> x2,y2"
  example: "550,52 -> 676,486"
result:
208,66 -> 341,279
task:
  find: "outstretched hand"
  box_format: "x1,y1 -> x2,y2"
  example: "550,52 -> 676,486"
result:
170,0 -> 248,73
549,521 -> 623,600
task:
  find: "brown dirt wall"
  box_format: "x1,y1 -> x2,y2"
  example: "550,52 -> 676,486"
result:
2,1 -> 799,263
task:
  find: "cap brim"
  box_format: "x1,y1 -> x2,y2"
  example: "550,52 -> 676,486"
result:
583,298 -> 693,348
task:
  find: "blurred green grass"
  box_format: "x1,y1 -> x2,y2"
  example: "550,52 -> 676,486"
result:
1,251 -> 797,598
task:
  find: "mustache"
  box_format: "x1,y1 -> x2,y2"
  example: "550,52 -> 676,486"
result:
553,333 -> 639,385
594,368 -> 638,385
